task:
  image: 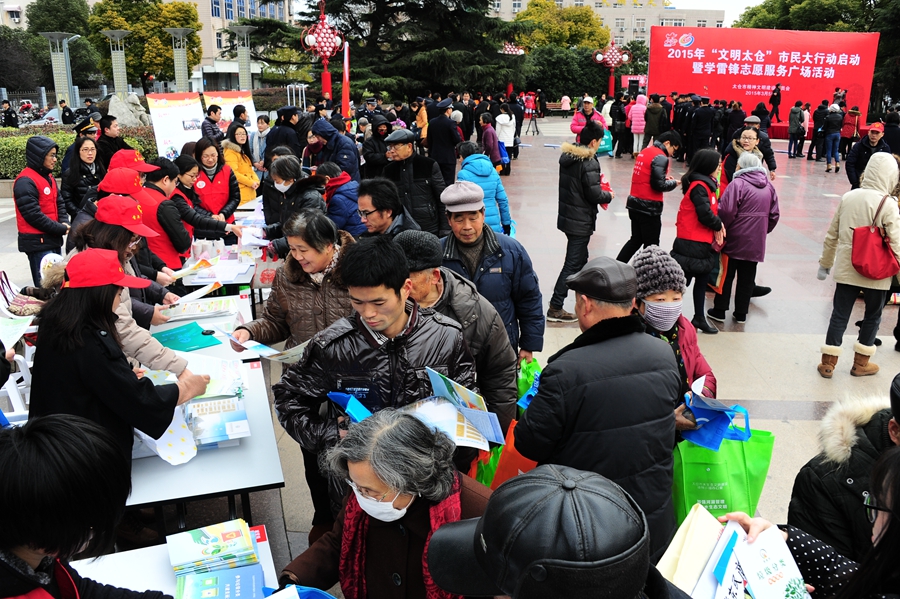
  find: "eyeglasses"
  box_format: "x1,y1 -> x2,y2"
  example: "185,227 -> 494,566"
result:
185,172 -> 200,180
346,479 -> 392,502
357,208 -> 379,220
739,136 -> 757,142
80,147 -> 96,153
865,493 -> 896,523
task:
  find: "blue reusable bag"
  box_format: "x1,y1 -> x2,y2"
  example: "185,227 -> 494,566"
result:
681,404 -> 751,452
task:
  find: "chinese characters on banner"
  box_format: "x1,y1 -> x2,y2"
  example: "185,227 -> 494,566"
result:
202,91 -> 259,136
648,27 -> 880,123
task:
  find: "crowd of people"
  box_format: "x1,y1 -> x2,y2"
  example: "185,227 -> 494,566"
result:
3,86 -> 900,599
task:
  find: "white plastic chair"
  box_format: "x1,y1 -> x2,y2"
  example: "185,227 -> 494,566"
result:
1,354 -> 31,424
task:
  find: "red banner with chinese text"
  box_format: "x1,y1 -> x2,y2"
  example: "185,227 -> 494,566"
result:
648,27 -> 880,123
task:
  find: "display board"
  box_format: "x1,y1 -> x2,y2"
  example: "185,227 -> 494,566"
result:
202,90 -> 259,135
146,93 -> 205,160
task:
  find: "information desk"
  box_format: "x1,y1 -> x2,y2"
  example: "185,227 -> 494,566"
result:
129,360 -> 284,530
72,525 -> 279,594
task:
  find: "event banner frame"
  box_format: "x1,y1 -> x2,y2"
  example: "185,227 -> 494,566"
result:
648,27 -> 880,123
202,91 -> 259,137
146,93 -> 205,160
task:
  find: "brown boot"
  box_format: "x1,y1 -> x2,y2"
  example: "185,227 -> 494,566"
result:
817,345 -> 841,378
851,342 -> 879,376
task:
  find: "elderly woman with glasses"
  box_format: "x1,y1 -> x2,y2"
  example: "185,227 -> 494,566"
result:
279,409 -> 492,599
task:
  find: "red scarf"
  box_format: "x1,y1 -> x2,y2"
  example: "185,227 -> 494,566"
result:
338,475 -> 462,599
324,171 -> 352,203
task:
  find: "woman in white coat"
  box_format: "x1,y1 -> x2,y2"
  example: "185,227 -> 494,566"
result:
818,153 -> 900,378
495,103 -> 516,175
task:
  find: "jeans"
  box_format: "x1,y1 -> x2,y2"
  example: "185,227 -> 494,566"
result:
550,233 -> 591,309
25,248 -> 58,286
616,211 -> 662,264
713,258 -> 758,317
788,132 -> 803,156
825,283 -> 888,347
825,132 -> 841,164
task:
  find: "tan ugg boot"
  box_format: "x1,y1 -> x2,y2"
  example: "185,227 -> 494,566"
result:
851,342 -> 879,376
817,345 -> 842,378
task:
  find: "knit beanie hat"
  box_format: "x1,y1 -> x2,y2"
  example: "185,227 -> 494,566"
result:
394,230 -> 444,272
632,245 -> 687,298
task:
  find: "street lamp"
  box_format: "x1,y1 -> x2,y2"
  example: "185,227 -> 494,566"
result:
592,41 -> 632,99
300,0 -> 343,98
228,25 -> 257,91
63,34 -> 80,106
101,30 -> 132,99
163,28 -> 194,92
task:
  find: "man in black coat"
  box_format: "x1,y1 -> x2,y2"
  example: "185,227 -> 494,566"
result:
201,104 -> 225,144
58,100 -> 75,125
689,96 -> 715,159
882,112 -> 900,156
1,99 -> 18,128
382,129 -> 447,236
427,98 -> 463,185
95,115 -> 133,170
846,122 -> 892,189
808,100 -> 830,161
515,256 -> 681,561
768,82 -> 782,123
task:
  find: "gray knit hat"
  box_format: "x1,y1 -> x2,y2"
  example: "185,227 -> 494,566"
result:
394,230 -> 443,272
632,245 -> 687,298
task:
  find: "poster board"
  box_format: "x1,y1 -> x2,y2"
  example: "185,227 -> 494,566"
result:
648,28 -> 880,123
146,93 -> 205,160
202,91 -> 258,136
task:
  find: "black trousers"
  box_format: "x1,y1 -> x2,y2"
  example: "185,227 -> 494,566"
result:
713,258 -> 758,317
825,283 -> 888,347
617,211 -> 662,264
301,446 -> 335,526
550,233 -> 590,309
807,129 -> 823,159
439,162 -> 456,185
769,105 -> 781,122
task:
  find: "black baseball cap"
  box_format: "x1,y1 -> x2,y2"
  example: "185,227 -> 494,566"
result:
428,465 -> 651,599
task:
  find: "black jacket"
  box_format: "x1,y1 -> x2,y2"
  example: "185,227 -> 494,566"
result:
812,106 -> 829,130
882,122 -> 900,158
60,105 -> 75,124
691,105 -> 716,135
626,141 -> 678,217
0,556 -> 170,599
426,115 -> 462,164
382,153 -> 448,236
201,116 -> 225,143
172,182 -> 229,240
823,110 -> 845,136
514,314 -> 681,560
261,175 -> 327,257
557,142 -> 610,236
846,137 -> 892,188
95,135 -> 132,170
265,123 -> 303,165
311,120 -> 361,182
272,301 -> 476,454
29,323 -> 179,463
61,161 -> 104,219
14,136 -> 68,253
1,106 -> 18,128
361,114 -> 393,178
671,172 -> 722,276
787,400 -> 895,562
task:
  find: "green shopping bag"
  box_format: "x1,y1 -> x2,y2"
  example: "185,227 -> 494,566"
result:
596,130 -> 614,155
672,428 -> 775,526
517,358 -> 541,399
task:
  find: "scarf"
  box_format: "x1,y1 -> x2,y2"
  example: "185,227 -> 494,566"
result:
308,244 -> 340,285
324,171 -> 352,202
338,474 -> 463,599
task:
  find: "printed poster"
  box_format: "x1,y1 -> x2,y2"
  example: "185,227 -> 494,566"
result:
146,93 -> 205,160
202,91 -> 259,137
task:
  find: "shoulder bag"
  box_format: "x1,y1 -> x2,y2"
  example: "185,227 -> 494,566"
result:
851,194 -> 900,280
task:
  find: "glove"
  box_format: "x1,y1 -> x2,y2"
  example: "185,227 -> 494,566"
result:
502,224 -> 511,236
817,266 -> 830,280
265,241 -> 279,260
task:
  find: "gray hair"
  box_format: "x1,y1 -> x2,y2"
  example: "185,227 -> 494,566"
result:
270,154 -> 302,181
282,209 -> 338,252
736,152 -> 761,171
457,141 -> 481,158
325,409 -> 457,502
451,110 -> 463,123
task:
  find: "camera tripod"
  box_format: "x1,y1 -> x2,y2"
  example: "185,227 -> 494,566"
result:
525,111 -> 541,135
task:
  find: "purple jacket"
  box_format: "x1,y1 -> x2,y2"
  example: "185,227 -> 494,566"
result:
481,124 -> 501,164
718,168 -> 780,263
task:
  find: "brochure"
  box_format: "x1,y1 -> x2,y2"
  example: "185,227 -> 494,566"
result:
0,315 -> 32,349
191,261 -> 253,284
426,368 -> 504,444
172,257 -> 219,280
177,281 -> 224,304
175,563 -> 264,599
134,408 -> 198,465
152,322 -> 222,353
215,326 -> 309,364
734,526 -> 812,599
167,519 -> 258,575
161,298 -> 237,322
185,398 -> 251,446
402,397 -> 491,451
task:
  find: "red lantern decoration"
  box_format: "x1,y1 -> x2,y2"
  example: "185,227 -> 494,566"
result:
593,40 -> 632,99
300,0 -> 344,97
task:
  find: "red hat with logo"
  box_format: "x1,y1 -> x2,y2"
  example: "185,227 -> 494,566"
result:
108,149 -> 159,173
869,122 -> 885,132
94,195 -> 158,237
98,167 -> 155,206
63,248 -> 151,289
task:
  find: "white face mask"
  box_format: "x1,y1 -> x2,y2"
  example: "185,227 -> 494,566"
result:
642,300 -> 682,332
274,181 -> 292,193
352,486 -> 413,522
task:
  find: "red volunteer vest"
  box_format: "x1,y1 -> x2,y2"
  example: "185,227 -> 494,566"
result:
140,187 -> 184,269
14,167 -> 58,235
195,165 -> 235,224
10,559 -> 80,599
629,145 -> 666,202
675,180 -> 718,244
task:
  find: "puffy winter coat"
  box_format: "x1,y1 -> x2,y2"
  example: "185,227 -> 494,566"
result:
272,301 -> 476,453
311,120 -> 360,182
361,114 -> 393,178
718,167 -> 780,263
95,135 -> 132,170
222,140 -> 260,206
840,109 -> 861,139
201,116 -> 224,143
262,175 -> 328,257
788,397 -> 894,562
456,153 -> 511,233
14,136 -> 68,253
820,153 -> 900,290
671,173 -> 722,276
626,142 -> 678,217
431,267 -> 517,433
515,314 -> 681,560
495,113 -> 515,146
557,142 -> 611,236
481,123 -> 501,164
823,110 -> 844,136
789,106 -> 804,135
644,103 -> 665,138
630,95 -> 649,134
238,231 -> 354,348
61,161 -> 104,219
441,226 -> 544,353
846,137 -> 892,189
323,174 -> 366,237
570,108 -> 605,143
382,153 -> 447,237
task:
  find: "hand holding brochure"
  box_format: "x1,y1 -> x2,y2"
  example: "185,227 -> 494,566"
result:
425,368 -> 504,444
172,257 -> 219,280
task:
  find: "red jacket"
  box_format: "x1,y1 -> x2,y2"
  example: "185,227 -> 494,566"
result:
676,314 -> 717,397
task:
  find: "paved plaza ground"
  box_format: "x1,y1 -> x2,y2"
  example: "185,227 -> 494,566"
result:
4,116 -> 899,583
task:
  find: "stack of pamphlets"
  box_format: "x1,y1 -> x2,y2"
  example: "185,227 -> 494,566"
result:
184,397 -> 251,447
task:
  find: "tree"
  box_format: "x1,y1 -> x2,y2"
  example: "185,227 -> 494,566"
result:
0,26 -> 42,90
259,48 -> 314,85
87,0 -> 202,84
25,0 -> 102,88
515,0 -> 609,50
618,39 -> 648,75
525,45 -> 609,100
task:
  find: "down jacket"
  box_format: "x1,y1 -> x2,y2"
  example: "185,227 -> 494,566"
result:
222,140 -> 261,206
261,176 -> 328,257
717,167 -> 780,263
324,175 -> 366,237
846,137 -> 892,189
311,120 -> 360,182
237,231 -> 354,348
626,141 -> 678,217
14,136 -> 69,253
441,226 -> 544,353
569,107 -> 605,143
171,182 -> 231,241
819,153 -> 900,291
557,142 -> 611,236
432,267 -> 517,433
671,173 -> 722,276
361,114 -> 393,178
456,153 -> 511,233
629,94 -> 648,134
382,153 -> 447,237
515,314 -> 681,560
787,396 -> 894,562
272,301 -> 476,454
61,161 -> 104,219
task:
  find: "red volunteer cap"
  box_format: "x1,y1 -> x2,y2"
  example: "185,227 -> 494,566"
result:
109,149 -> 159,172
869,122 -> 885,132
98,168 -> 156,207
95,195 -> 159,237
63,248 -> 151,289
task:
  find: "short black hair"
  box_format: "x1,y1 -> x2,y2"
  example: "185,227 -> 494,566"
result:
270,154 -> 302,181
98,115 -> 117,133
0,415 -> 131,560
174,154 -> 199,174
145,157 -> 178,182
257,114 -> 270,124
316,161 -> 342,178
341,235 -> 409,293
269,145 -> 295,159
480,113 -> 493,125
2,100 -> 10,106
233,104 -> 246,120
283,209 -> 339,252
358,178 -> 402,217
682,148 -> 721,193
886,112 -> 900,125
207,104 -> 221,116
580,120 -> 605,146
656,130 -> 682,148
795,100 -> 803,107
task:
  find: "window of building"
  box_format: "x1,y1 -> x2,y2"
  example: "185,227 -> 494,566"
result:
512,0 -> 521,12
225,0 -> 234,21
216,31 -> 223,49
615,17 -> 625,28
716,20 -> 723,27
614,35 -> 624,44
555,0 -> 563,7
635,17 -> 645,30
635,35 -> 645,42
492,0 -> 500,11
212,0 -> 221,18
248,0 -> 256,17
237,0 -> 245,18
574,0 -> 583,6
660,18 -> 684,26
277,1 -> 284,19
594,1 -> 603,7
696,19 -> 706,27
9,10 -> 20,19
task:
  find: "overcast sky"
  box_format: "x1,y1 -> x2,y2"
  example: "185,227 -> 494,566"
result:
673,0 -> 765,26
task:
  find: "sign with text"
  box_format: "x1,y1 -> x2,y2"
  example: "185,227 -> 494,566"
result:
648,27 -> 880,123
202,90 -> 258,137
146,93 -> 205,160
